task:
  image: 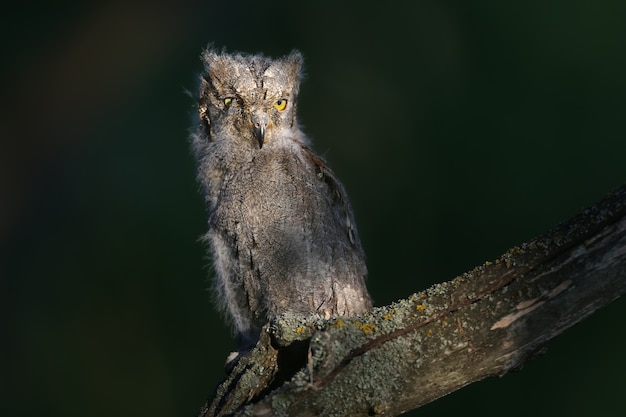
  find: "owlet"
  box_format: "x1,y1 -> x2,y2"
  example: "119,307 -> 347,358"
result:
190,47 -> 372,346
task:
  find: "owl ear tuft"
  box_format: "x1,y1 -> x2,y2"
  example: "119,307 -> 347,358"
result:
285,50 -> 304,80
201,45 -> 221,68
201,45 -> 234,78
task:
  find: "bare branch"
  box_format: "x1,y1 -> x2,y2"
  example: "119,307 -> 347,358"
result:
199,185 -> 626,417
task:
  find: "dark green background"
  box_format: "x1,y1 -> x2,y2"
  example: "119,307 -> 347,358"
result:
3,1 -> 625,416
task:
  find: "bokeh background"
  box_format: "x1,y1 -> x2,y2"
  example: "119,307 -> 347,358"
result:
3,1 -> 625,416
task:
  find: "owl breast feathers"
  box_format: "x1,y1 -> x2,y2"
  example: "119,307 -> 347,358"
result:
191,47 -> 372,344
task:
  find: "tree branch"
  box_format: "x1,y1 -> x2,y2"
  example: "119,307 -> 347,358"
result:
199,185 -> 626,417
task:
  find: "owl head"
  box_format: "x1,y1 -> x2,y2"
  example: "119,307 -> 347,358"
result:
198,47 -> 304,149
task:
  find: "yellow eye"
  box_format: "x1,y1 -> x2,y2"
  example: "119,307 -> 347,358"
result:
273,99 -> 287,111
224,97 -> 241,108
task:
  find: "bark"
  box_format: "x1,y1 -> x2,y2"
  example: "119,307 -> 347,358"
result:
199,185 -> 626,417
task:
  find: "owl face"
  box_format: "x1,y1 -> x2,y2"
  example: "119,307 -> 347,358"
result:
199,49 -> 303,149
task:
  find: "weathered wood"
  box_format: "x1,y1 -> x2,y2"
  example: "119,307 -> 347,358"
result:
199,185 -> 626,417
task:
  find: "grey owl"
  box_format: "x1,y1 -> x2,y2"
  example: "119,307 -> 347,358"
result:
191,47 -> 372,346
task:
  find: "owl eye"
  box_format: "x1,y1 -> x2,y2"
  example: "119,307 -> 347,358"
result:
273,99 -> 287,111
224,97 -> 239,108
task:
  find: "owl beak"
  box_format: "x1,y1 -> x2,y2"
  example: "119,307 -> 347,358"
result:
252,113 -> 269,149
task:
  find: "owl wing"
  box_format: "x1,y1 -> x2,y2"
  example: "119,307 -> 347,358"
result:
300,144 -> 364,252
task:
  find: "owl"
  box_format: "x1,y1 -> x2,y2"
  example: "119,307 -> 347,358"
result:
191,47 -> 372,346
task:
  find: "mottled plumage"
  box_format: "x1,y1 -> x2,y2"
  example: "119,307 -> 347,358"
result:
190,48 -> 371,345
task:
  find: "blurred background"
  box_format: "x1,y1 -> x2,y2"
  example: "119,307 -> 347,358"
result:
2,1 -> 625,416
